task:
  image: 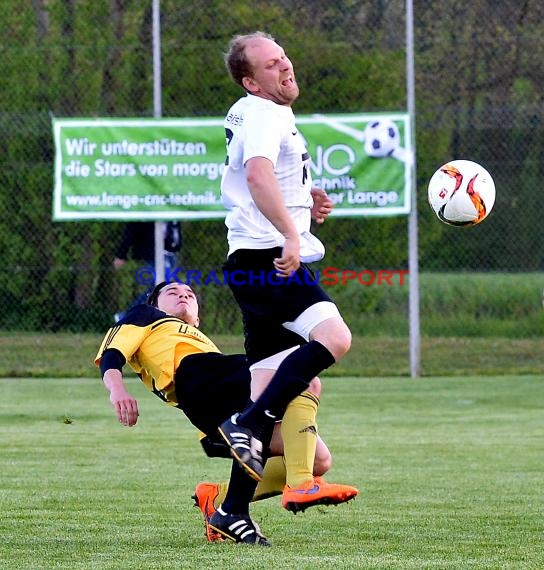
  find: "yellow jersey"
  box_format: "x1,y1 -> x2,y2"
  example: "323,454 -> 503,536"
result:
95,304 -> 220,405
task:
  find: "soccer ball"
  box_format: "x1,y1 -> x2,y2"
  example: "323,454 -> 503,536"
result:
427,159 -> 496,226
363,118 -> 400,158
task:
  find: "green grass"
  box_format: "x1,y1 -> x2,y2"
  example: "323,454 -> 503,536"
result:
329,272 -> 544,338
3,271 -> 543,339
1,375 -> 543,569
0,331 -> 543,378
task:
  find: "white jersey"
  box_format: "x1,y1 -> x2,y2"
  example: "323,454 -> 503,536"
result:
221,94 -> 325,262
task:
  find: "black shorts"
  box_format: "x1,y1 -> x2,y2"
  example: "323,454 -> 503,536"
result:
174,352 -> 251,436
223,247 -> 332,364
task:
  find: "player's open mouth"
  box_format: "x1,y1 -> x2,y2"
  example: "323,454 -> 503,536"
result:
282,77 -> 295,87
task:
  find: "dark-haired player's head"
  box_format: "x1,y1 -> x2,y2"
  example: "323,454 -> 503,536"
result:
147,281 -> 199,326
146,281 -> 169,308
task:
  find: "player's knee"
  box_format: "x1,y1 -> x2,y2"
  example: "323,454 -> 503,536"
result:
311,319 -> 352,361
323,326 -> 352,361
333,326 -> 352,359
313,448 -> 332,476
313,435 -> 332,476
307,376 -> 321,398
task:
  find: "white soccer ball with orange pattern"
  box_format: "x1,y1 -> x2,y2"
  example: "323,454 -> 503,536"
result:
427,159 -> 496,226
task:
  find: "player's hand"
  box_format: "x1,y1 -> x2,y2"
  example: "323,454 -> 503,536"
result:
110,388 -> 139,427
310,188 -> 333,224
273,236 -> 300,277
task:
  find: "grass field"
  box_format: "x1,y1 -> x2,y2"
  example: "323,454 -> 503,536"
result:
1,332 -> 543,378
1,375 -> 542,569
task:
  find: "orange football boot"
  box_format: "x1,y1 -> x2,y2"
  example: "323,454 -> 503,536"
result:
282,476 -> 359,514
192,482 -> 224,542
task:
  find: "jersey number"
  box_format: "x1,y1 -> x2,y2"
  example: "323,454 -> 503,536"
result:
302,152 -> 310,185
225,128 -> 233,165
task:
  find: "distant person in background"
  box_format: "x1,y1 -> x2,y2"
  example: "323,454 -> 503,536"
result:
113,221 -> 182,322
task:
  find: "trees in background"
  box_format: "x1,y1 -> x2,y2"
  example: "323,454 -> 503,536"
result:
0,0 -> 542,330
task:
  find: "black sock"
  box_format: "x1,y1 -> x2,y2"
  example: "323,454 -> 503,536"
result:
238,340 -> 335,434
220,460 -> 259,515
220,421 -> 275,514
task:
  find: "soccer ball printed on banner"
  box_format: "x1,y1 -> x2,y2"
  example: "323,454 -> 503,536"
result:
427,159 -> 496,226
363,118 -> 401,158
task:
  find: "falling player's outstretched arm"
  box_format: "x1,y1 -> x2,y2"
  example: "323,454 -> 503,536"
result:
100,349 -> 139,427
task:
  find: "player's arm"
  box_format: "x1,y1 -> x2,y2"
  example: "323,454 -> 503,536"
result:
100,348 -> 139,427
245,156 -> 300,276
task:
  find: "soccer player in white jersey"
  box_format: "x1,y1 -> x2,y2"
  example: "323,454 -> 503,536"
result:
218,32 -> 355,511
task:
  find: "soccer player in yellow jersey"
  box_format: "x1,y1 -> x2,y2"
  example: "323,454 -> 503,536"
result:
96,281 -> 357,546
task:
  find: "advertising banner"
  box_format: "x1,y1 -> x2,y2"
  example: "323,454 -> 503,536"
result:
52,114 -> 411,220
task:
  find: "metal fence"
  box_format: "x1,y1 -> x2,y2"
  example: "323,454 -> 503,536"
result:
1,1 -> 542,351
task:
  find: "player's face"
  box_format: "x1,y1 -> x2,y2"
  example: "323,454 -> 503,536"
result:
157,283 -> 199,326
242,38 -> 299,106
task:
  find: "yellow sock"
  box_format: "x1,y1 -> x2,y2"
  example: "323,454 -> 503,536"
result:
214,481 -> 229,508
253,456 -> 286,501
280,391 -> 319,488
212,392 -> 319,505
213,456 -> 286,507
